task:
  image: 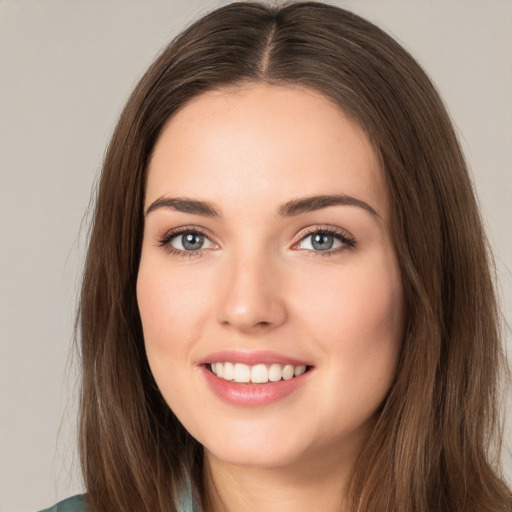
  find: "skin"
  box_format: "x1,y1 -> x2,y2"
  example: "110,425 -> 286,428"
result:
137,83 -> 404,512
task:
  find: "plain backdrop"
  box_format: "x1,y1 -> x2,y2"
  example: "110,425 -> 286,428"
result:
0,1 -> 511,511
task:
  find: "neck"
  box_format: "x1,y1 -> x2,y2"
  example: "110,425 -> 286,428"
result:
202,444 -> 357,512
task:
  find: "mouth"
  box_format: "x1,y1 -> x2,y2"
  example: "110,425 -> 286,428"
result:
207,362 -> 311,384
199,351 -> 313,406
198,350 -> 315,407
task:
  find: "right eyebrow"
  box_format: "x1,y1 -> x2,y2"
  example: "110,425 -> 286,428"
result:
145,196 -> 221,217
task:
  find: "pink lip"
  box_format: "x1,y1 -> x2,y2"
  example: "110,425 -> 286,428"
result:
201,367 -> 311,407
197,351 -> 313,408
197,350 -> 310,367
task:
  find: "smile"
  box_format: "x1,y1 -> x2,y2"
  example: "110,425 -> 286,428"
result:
210,362 -> 308,384
199,352 -> 313,407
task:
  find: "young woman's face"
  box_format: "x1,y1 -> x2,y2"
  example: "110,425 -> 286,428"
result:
137,84 -> 404,471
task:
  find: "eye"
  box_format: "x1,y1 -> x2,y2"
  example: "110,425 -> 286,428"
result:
170,231 -> 215,251
158,228 -> 217,254
295,228 -> 355,253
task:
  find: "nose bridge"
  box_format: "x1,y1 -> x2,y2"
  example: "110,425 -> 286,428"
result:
216,242 -> 287,332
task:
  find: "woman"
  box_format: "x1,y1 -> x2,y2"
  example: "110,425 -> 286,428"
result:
41,2 -> 511,511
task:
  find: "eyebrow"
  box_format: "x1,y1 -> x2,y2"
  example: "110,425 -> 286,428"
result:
278,194 -> 380,218
145,196 -> 221,217
145,194 -> 379,218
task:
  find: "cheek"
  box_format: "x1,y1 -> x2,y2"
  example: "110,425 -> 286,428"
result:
295,255 -> 404,382
137,266 -> 192,392
136,260 -> 206,409
136,259 -> 211,352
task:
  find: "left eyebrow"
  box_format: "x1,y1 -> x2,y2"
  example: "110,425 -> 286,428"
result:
277,194 -> 380,218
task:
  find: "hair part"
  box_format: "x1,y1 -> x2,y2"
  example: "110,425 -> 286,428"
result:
78,2 -> 511,511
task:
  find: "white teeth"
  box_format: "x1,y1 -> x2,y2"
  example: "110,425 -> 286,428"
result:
234,363 -> 251,383
268,363 -> 282,382
209,362 -> 308,383
294,365 -> 306,377
223,361 -> 234,381
282,365 -> 294,380
251,364 -> 268,383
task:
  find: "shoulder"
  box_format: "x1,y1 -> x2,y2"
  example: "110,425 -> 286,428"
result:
37,495 -> 88,512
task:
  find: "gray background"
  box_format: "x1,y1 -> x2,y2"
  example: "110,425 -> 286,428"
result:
0,1 -> 510,511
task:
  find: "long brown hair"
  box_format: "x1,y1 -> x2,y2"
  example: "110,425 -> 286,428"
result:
78,2 -> 511,511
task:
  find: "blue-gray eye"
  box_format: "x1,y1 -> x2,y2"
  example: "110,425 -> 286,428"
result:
312,233 -> 334,250
170,232 -> 214,251
298,232 -> 344,251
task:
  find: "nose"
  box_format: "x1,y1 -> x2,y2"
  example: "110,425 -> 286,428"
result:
216,252 -> 287,334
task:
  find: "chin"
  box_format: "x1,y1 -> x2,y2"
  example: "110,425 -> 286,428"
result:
191,418 -> 314,469
205,440 -> 307,469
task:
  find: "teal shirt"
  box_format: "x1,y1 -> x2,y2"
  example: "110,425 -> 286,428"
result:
38,495 -> 87,512
38,489 -> 197,512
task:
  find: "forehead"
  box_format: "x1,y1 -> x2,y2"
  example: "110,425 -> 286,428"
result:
146,83 -> 388,219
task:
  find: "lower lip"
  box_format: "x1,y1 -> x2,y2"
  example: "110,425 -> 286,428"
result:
201,366 -> 310,407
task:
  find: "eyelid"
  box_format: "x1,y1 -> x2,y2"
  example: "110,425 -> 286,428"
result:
157,225 -> 219,254
291,225 -> 356,253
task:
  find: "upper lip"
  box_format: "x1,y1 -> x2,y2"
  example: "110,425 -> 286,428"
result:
197,350 -> 312,367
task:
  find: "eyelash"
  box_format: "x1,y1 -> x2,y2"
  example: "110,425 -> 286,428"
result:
157,226 -> 212,259
157,226 -> 356,258
294,226 -> 356,257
